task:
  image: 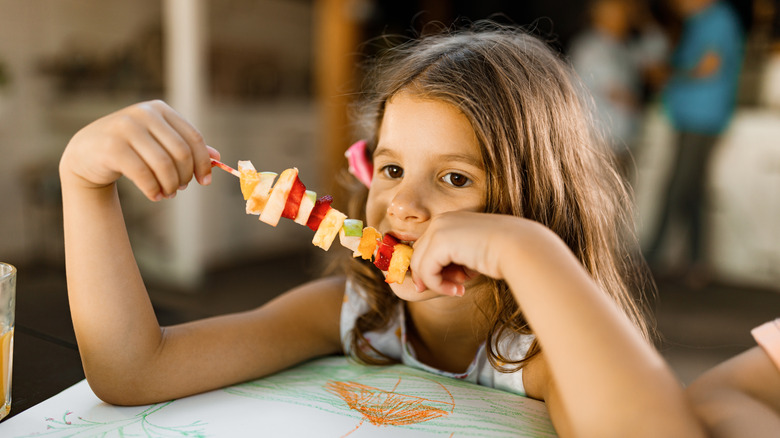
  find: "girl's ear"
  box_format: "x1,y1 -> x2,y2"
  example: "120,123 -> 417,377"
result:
345,140 -> 373,188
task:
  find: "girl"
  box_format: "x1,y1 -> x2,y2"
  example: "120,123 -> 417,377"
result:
59,23 -> 704,436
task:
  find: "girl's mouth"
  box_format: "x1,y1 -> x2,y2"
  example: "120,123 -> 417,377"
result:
386,232 -> 416,247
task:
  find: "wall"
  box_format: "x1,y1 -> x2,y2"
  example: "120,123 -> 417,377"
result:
0,0 -> 319,278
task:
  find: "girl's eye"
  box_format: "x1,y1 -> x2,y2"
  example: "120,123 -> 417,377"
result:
442,172 -> 472,188
381,165 -> 404,179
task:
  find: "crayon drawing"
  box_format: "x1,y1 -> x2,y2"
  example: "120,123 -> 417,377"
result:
224,356 -> 556,437
1,356 -> 556,438
325,377 -> 454,426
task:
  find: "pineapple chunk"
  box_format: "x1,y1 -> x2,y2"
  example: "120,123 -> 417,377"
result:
260,168 -> 299,226
312,208 -> 347,250
386,244 -> 413,284
246,172 -> 277,215
294,190 -> 317,225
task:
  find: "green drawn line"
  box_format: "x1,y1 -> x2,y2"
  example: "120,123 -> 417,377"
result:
14,356 -> 555,438
15,401 -> 208,438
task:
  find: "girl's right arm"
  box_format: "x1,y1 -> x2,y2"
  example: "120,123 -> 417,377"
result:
60,100 -> 344,405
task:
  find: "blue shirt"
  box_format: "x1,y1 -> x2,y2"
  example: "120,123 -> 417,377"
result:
663,1 -> 744,134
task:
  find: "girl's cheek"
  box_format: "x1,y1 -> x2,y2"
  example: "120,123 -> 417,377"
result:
364,191 -> 384,227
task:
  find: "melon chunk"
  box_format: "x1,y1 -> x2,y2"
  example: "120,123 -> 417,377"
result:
260,168 -> 298,226
312,208 -> 347,250
238,160 -> 260,200
338,219 -> 363,252
356,227 -> 381,260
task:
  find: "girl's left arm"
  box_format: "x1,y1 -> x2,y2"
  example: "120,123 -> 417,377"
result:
410,212 -> 706,438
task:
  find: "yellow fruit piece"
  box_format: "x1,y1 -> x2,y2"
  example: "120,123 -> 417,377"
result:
312,208 -> 347,250
238,160 -> 260,200
356,227 -> 380,260
240,170 -> 260,200
245,172 -> 277,215
386,244 -> 413,284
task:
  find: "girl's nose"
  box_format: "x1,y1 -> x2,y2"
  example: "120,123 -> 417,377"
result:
387,182 -> 430,223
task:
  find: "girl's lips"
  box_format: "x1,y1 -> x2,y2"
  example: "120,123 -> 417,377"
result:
386,232 -> 417,247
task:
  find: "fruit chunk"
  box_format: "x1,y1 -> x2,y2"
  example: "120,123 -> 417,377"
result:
338,219 -> 363,252
238,160 -> 260,200
356,227 -> 381,260
281,175 -> 306,220
246,172 -> 277,215
306,195 -> 333,231
374,234 -> 398,271
294,190 -> 317,226
260,168 -> 299,226
312,208 -> 347,250
386,243 -> 413,284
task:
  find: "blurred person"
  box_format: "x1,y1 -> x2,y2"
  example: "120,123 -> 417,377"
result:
687,318 -> 780,437
569,0 -> 668,180
643,0 -> 743,286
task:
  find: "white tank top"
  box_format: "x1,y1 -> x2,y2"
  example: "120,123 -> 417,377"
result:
340,279 -> 535,396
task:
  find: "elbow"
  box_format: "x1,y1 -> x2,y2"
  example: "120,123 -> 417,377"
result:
83,367 -> 164,406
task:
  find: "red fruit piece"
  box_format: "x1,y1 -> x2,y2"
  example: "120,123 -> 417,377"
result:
281,176 -> 306,220
381,234 -> 399,246
306,195 -> 334,231
374,234 -> 398,271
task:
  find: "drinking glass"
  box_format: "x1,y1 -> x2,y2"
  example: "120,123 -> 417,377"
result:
0,263 -> 15,421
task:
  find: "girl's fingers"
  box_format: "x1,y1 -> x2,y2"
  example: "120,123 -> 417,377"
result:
134,102 -> 199,189
107,144 -> 163,201
158,103 -> 212,185
410,240 -> 460,297
146,119 -> 195,189
127,129 -> 182,197
206,145 -> 221,160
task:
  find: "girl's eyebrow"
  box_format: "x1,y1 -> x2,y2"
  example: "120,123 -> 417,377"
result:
372,146 -> 396,160
438,153 -> 484,169
373,146 -> 483,169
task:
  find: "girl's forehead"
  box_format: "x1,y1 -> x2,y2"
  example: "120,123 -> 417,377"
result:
377,92 -> 481,161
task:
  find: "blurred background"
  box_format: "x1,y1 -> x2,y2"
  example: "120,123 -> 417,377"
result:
0,0 -> 779,391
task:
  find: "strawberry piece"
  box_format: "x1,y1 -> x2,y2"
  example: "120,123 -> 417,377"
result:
281,176 -> 306,220
306,195 -> 334,231
374,235 -> 397,271
381,234 -> 399,246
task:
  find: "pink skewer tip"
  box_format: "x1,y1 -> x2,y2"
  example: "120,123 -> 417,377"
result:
211,159 -> 240,178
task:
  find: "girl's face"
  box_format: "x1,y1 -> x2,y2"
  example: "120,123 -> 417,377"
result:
366,91 -> 487,301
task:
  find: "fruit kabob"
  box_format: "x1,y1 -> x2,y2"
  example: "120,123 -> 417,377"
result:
210,157 -> 412,284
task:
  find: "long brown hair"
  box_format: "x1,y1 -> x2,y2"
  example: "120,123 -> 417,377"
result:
342,21 -> 655,371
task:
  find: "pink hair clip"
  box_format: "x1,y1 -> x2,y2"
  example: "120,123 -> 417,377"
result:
345,140 -> 373,188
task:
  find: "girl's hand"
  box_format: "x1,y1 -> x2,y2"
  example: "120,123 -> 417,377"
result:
60,100 -> 218,201
410,211 -> 531,297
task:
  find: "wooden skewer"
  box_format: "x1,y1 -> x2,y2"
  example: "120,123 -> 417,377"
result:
210,158 -> 240,178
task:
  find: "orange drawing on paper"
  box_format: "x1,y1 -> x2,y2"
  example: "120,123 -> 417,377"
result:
325,375 -> 455,436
